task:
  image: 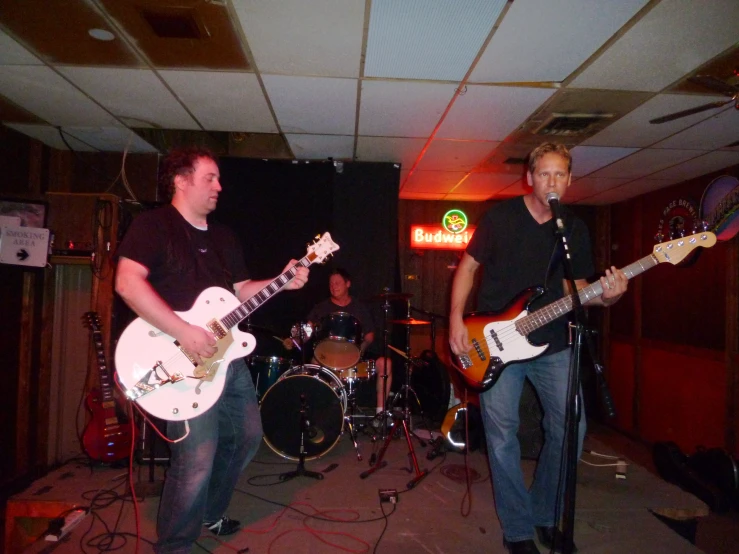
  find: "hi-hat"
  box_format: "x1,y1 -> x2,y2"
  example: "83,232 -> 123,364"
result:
389,317 -> 430,325
372,292 -> 413,301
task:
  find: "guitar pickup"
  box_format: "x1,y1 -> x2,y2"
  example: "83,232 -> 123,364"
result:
488,328 -> 503,351
471,338 -> 486,361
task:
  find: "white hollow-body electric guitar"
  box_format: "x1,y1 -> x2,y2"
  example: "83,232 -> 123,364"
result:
115,232 -> 339,421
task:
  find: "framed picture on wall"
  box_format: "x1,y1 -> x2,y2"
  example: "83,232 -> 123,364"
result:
0,197 -> 48,228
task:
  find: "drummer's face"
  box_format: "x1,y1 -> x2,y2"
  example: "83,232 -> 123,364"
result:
329,274 -> 350,299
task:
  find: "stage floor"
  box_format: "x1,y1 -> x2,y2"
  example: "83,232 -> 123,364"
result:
4,420 -> 720,554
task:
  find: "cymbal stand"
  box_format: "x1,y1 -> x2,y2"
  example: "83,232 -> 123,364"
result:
343,378 -> 363,461
375,293 -> 393,440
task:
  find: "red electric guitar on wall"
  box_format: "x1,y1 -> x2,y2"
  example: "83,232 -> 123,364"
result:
82,312 -> 134,462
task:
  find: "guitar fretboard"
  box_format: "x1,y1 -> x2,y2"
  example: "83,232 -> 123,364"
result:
515,253 -> 658,336
220,253 -> 315,330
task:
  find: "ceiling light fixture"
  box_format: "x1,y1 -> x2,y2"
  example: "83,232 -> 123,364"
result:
88,28 -> 115,41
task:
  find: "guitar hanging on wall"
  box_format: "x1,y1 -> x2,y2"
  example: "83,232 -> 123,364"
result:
82,312 -> 135,462
114,232 -> 340,422
454,232 -> 717,392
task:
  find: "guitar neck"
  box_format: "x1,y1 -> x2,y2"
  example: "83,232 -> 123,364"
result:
517,253 -> 658,335
219,254 -> 313,330
91,329 -> 116,404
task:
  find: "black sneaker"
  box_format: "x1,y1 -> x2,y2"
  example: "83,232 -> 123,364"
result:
204,516 -> 241,536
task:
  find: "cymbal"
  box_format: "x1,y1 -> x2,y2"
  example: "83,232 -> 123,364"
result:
389,317 -> 431,325
372,291 -> 413,301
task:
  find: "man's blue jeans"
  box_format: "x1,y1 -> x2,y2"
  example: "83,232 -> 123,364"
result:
154,358 -> 263,554
479,348 -> 586,543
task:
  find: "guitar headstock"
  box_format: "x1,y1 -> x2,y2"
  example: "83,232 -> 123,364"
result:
306,232 -> 340,264
82,311 -> 102,332
653,231 -> 716,265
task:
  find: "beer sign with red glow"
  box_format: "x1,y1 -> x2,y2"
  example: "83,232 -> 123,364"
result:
410,209 -> 475,250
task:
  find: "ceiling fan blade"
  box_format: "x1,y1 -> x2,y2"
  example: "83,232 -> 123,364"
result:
649,99 -> 732,124
688,75 -> 739,97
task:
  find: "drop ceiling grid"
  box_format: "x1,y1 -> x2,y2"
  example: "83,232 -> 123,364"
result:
652,109 -> 739,150
232,0 -> 365,78
160,71 -> 276,133
569,177 -> 634,197
416,140 -> 498,171
437,85 -> 556,140
570,0 -> 739,92
57,67 -> 199,130
5,123 -> 93,151
581,94 -> 735,148
358,80 -> 456,137
401,169 -> 468,193
0,30 -> 42,65
648,151 -> 739,182
570,146 -> 640,177
590,148 -> 706,179
285,133 -> 354,160
263,75 -> 357,135
364,0 -> 506,81
0,65 -> 117,127
355,136 -> 426,167
62,126 -> 157,153
452,172 -> 521,195
470,0 -> 649,83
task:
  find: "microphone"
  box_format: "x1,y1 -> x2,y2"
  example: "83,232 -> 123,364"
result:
546,192 -> 565,232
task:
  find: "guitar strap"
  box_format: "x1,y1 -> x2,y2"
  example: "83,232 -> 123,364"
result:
542,219 -> 572,293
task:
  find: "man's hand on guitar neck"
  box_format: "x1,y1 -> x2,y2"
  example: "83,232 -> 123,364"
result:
174,322 -> 218,366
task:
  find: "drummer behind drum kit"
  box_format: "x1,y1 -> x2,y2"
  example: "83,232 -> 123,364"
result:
250,291 -> 440,478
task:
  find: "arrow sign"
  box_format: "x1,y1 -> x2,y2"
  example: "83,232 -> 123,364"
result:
17,249 -> 29,261
0,225 -> 50,268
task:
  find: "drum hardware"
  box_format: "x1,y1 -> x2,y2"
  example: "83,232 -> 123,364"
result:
247,355 -> 291,401
371,291 -> 414,301
360,292 -> 428,487
313,312 -> 363,370
278,393 -> 324,482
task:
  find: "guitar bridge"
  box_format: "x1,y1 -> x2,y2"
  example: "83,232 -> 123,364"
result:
124,362 -> 184,400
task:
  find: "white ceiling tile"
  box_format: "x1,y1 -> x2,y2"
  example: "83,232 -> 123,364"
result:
570,146 -> 640,176
285,134 -> 354,160
648,151 -> 739,182
159,71 -> 277,133
57,67 -> 199,129
365,0 -> 506,81
233,0 -> 365,78
263,75 -> 357,135
4,124 -> 94,151
582,94 -> 735,147
590,148 -> 704,179
438,85 -> 556,140
0,30 -> 42,65
471,0 -> 648,83
570,176 -> 633,195
571,0 -> 739,92
0,66 -> 117,126
356,137 -> 426,170
581,180 -> 675,205
652,108 -> 739,150
359,81 -> 455,137
401,170 -> 467,193
416,140 -> 497,171
63,127 -> 158,153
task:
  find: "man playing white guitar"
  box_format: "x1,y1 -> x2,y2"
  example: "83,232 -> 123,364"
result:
115,146 -> 309,553
449,143 -> 627,554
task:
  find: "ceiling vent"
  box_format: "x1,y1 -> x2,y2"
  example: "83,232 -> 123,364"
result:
532,113 -> 614,137
140,8 -> 204,39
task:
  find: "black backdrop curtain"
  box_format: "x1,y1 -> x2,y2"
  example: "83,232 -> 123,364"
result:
214,158 -> 400,354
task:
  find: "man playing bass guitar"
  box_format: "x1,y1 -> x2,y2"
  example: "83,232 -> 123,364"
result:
449,142 -> 627,554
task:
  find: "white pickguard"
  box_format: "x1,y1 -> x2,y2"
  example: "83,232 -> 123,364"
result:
114,287 -> 256,421
483,310 -> 548,366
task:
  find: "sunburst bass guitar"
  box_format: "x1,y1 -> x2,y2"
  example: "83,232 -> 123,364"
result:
455,232 -> 716,392
115,232 -> 339,422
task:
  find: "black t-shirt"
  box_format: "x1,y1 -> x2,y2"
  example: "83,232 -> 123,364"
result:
466,196 -> 594,352
115,205 -> 250,311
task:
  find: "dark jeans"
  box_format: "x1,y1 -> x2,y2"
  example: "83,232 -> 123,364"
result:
154,359 -> 262,554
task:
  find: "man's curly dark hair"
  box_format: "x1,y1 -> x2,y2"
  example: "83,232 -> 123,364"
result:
159,146 -> 217,200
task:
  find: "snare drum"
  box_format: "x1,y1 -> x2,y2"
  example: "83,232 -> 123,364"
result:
313,312 -> 362,370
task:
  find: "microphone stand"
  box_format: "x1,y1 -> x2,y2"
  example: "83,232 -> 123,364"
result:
548,194 -> 616,554
279,393 -> 323,482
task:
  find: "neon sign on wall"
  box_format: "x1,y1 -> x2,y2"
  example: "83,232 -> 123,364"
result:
410,209 -> 476,250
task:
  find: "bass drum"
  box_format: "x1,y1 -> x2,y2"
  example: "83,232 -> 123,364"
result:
260,365 -> 347,460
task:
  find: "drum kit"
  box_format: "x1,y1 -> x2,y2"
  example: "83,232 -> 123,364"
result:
247,291 -> 438,476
